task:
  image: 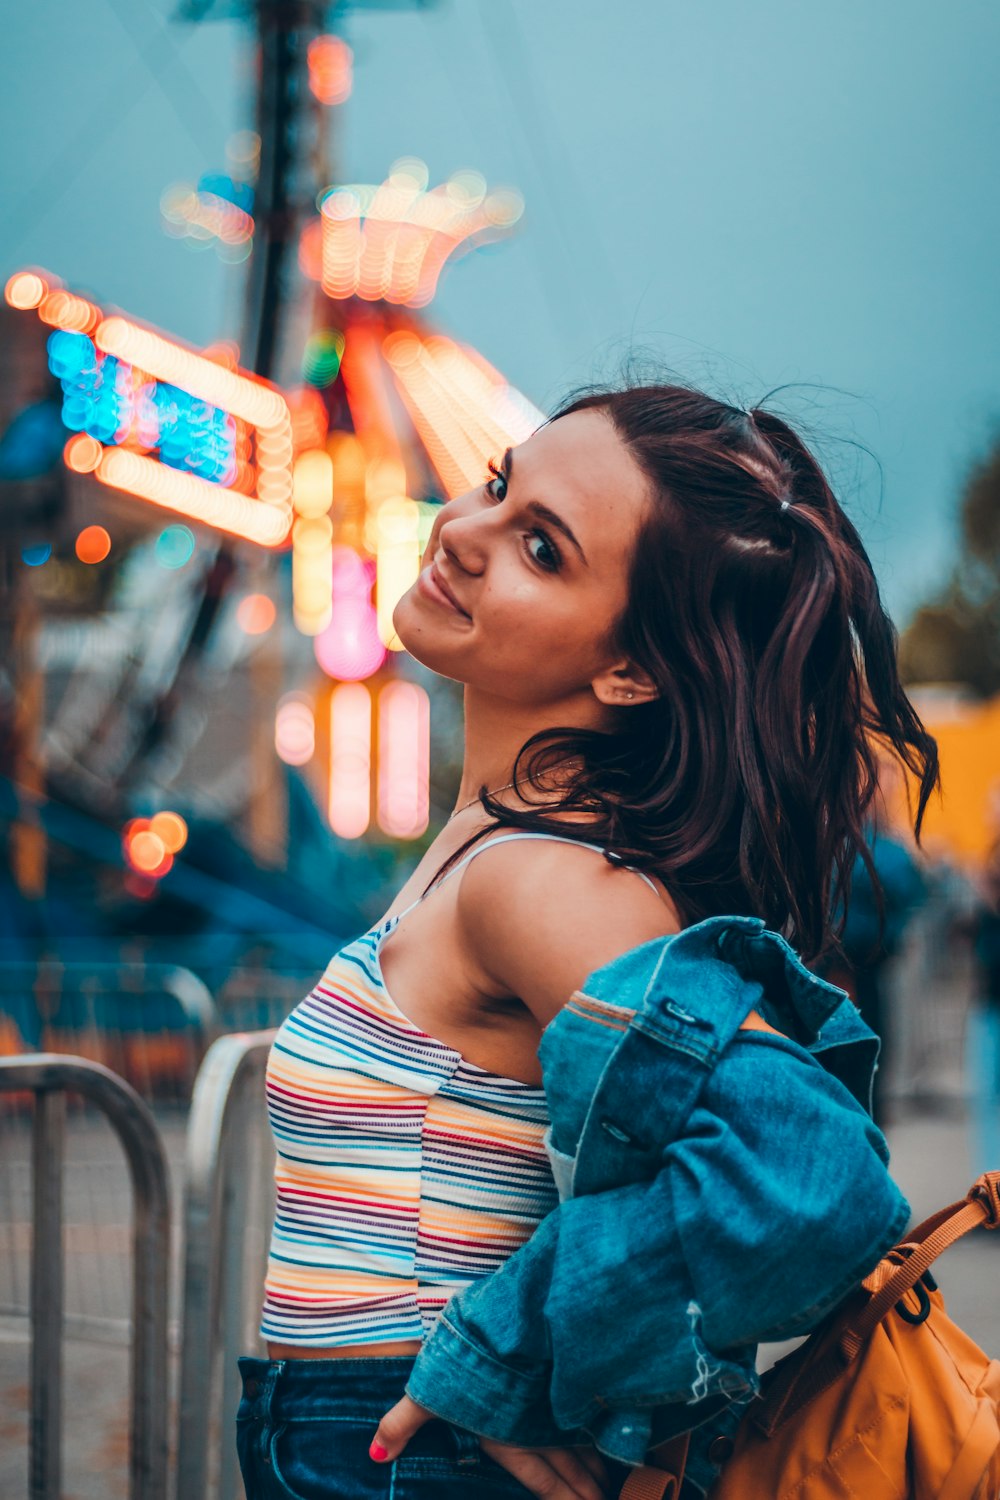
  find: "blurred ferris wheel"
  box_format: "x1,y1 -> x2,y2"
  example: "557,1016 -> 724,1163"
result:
4,0 -> 542,867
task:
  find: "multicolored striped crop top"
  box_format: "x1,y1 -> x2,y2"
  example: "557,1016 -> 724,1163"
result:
260,830 -> 662,1347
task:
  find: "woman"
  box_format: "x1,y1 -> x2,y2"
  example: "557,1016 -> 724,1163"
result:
237,384 -> 938,1500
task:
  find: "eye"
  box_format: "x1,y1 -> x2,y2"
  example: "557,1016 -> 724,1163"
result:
484,458 -> 508,502
525,531 -> 560,571
483,456 -> 562,574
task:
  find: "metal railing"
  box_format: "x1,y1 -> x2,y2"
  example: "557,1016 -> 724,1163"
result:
176,1030 -> 276,1500
0,1055 -> 171,1500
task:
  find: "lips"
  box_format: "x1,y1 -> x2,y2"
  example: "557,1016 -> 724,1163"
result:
430,563 -> 470,617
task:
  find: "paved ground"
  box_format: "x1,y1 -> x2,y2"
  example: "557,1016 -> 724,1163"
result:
0,1104 -> 996,1499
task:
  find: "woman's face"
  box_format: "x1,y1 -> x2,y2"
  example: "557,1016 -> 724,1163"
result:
393,408 -> 651,705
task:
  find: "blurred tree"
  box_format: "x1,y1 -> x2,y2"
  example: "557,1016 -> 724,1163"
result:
900,436 -> 1000,695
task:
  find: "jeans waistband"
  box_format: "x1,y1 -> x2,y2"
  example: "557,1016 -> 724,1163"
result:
238,1355 -> 419,1424
236,1354 -> 487,1469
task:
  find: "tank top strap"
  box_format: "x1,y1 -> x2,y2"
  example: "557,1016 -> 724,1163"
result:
390,830 -> 662,923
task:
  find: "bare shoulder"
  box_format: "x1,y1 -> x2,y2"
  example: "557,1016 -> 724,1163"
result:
455,832 -> 681,1029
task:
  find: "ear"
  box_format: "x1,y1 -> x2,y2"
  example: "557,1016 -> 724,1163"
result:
591,659 -> 659,708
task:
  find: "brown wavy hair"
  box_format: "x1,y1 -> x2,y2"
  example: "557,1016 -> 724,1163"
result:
421,382 -> 939,962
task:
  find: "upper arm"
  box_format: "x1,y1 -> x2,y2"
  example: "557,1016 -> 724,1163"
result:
455,838 -> 681,1028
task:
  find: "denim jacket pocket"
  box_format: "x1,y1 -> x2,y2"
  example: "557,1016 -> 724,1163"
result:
542,1125 -> 577,1202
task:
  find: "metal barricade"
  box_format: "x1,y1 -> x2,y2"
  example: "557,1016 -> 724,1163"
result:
0,1055 -> 170,1500
177,1030 -> 276,1500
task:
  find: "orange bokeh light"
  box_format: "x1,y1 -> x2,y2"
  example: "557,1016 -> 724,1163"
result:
287,386 -> 329,452
64,433 -> 103,473
130,831 -> 172,876
39,289 -> 99,335
149,810 -> 188,854
236,593 -> 277,634
298,220 -> 324,282
75,525 -> 111,564
122,818 -> 174,879
307,35 -> 352,106
4,271 -> 47,310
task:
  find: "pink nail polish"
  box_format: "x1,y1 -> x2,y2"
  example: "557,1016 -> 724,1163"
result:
369,1441 -> 389,1462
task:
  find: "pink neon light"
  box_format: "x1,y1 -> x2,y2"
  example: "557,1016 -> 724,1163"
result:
313,547 -> 387,681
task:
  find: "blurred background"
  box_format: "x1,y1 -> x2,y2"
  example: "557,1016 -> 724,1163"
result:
1,2 -> 999,1496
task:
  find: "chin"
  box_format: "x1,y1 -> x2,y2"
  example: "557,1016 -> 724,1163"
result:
391,596 -> 467,681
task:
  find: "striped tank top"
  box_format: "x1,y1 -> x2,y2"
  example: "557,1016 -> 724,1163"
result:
260,830 -> 662,1347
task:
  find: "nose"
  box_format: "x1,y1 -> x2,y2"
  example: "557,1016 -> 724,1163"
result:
434,503 -> 488,575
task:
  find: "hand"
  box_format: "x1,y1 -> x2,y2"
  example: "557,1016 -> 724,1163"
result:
370,1392 -> 615,1499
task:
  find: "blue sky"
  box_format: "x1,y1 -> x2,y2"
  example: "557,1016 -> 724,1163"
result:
2,0 -> 998,623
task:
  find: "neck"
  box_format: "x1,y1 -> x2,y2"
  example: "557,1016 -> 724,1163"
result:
453,683 -> 613,812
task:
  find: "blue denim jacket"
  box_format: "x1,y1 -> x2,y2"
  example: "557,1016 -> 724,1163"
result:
404,914 -> 910,1489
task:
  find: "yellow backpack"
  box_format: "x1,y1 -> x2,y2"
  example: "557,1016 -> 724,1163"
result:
622,1171 -> 1000,1500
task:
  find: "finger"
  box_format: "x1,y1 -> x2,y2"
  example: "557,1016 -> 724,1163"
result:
575,1447 -> 614,1490
543,1447 -> 611,1500
369,1394 -> 434,1463
481,1442 -> 601,1500
566,1446 -> 614,1494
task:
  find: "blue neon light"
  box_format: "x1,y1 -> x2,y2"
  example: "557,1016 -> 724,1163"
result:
47,331 -> 237,485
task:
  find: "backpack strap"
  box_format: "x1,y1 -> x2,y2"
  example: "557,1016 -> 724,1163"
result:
619,1433 -> 690,1500
752,1169 -> 1000,1436
845,1168 -> 1000,1353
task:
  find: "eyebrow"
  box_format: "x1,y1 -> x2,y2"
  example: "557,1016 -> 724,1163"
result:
504,447 -> 589,567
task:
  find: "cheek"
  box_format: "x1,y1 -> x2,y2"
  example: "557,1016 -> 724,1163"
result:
481,584 -> 604,667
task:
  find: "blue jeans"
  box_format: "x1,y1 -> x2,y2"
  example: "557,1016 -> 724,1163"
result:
235,1355 -> 634,1498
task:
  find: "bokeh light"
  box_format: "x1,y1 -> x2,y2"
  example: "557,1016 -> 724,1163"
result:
236,593 -> 277,634
75,525 -> 111,564
122,818 -> 173,879
376,681 -> 430,838
160,182 -> 255,257
292,449 -> 334,518
155,524 -> 196,569
39,289 -> 99,335
21,543 -> 52,567
383,329 -> 544,498
64,432 -> 103,473
98,448 -> 290,546
292,515 -> 334,636
307,35 -> 353,106
302,330 -> 344,387
287,386 -> 329,452
275,694 -> 315,766
4,271 -> 47,310
328,681 -> 371,838
314,163 -> 525,307
7,282 -> 294,545
298,220 -> 324,282
375,497 -> 420,650
149,810 -> 188,853
313,547 -> 386,680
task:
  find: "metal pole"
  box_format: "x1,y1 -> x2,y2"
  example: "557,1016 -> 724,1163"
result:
242,0 -> 327,384
0,1055 -> 171,1500
29,1088 -> 64,1500
176,1031 -> 273,1500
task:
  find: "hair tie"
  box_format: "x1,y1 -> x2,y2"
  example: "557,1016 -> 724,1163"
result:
780,498 -> 792,513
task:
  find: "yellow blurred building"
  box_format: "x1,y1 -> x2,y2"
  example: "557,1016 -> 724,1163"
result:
890,688 -> 1000,867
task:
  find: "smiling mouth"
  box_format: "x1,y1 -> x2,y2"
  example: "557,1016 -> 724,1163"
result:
423,565 -> 471,617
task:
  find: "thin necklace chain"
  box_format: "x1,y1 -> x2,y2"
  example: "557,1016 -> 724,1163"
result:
448,776 -> 535,820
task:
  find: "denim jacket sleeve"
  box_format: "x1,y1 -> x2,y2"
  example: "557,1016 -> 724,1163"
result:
404,1030 -> 909,1449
